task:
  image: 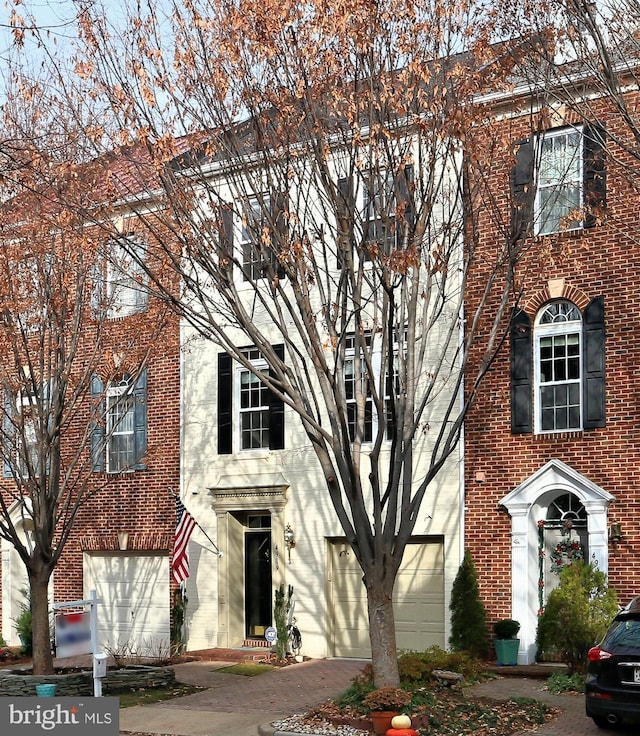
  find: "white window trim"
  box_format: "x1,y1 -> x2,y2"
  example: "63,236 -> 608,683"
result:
236,356 -> 271,453
106,236 -> 148,319
16,390 -> 39,478
344,335 -> 401,444
533,307 -> 582,434
106,381 -> 135,473
534,126 -> 584,236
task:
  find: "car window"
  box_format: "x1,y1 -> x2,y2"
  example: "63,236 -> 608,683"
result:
602,619 -> 640,652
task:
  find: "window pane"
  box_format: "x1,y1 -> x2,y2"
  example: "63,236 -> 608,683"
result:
107,390 -> 135,472
239,363 -> 270,449
537,130 -> 582,235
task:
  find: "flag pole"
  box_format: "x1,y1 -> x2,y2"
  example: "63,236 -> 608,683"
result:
193,519 -> 224,558
170,489 -> 223,557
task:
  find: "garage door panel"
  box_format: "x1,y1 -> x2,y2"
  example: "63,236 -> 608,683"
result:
330,539 -> 444,658
84,553 -> 169,657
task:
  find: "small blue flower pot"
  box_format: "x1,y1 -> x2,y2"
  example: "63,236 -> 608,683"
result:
36,684 -> 57,697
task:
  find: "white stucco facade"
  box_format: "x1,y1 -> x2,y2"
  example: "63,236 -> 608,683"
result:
179,323 -> 464,659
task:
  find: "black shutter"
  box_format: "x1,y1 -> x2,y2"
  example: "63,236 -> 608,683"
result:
3,389 -> 14,478
510,308 -> 532,434
336,176 -> 354,269
397,164 -> 415,247
218,352 -> 233,454
273,192 -> 287,279
583,124 -> 606,229
90,374 -> 105,472
583,296 -> 606,429
269,344 -> 285,450
510,139 -> 535,240
133,368 -> 148,470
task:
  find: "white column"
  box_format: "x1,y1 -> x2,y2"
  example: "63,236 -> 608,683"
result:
509,502 -> 535,664
584,499 -> 610,575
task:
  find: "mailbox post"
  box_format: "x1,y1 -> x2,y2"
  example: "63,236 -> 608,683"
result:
93,652 -> 108,697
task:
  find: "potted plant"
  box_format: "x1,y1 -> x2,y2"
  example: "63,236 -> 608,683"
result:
362,686 -> 412,736
493,618 -> 520,666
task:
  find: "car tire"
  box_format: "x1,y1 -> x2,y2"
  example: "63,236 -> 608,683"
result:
591,715 -> 616,730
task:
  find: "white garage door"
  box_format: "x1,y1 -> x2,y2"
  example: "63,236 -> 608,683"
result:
84,552 -> 170,658
329,538 -> 445,658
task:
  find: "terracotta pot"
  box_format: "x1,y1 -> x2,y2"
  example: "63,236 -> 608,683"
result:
370,710 -> 397,736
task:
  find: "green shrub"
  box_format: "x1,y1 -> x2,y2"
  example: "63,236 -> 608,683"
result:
449,550 -> 490,659
536,560 -> 618,673
274,584 -> 293,661
493,618 -> 520,639
398,646 -> 483,685
339,646 -> 484,709
546,672 -> 586,694
12,589 -> 32,656
170,588 -> 187,655
334,679 -> 375,708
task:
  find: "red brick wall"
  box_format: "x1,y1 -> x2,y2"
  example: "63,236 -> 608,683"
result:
464,95 -> 640,624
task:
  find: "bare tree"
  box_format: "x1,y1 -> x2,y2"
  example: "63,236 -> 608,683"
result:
0,65 -> 171,674
4,0 -> 554,685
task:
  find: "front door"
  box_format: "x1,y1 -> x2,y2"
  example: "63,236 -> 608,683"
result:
244,530 -> 272,638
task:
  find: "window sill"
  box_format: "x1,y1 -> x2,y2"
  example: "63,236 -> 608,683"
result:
532,430 -> 584,440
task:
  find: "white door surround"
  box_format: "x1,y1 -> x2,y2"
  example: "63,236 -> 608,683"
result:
499,459 -> 614,664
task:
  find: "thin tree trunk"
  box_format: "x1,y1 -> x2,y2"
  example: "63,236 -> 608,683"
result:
30,571 -> 54,675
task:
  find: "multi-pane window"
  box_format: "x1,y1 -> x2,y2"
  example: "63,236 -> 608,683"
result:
363,174 -> 395,255
344,334 -> 401,443
535,301 -> 582,432
91,370 -> 147,473
345,336 -> 373,443
18,389 -> 40,478
106,377 -> 136,472
103,236 -> 148,318
239,349 -> 271,450
536,128 -> 583,235
2,381 -> 50,480
362,167 -> 414,255
240,197 -> 282,281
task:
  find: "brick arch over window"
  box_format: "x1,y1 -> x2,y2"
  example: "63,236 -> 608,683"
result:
523,282 -> 591,314
510,294 -> 605,433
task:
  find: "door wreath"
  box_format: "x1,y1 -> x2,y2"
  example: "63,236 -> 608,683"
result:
549,539 -> 584,574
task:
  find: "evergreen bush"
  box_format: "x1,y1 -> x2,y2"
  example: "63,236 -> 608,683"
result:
12,589 -> 32,656
536,560 -> 618,673
274,584 -> 293,660
449,550 -> 489,658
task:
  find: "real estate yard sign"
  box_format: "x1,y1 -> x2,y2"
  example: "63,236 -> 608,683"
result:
54,611 -> 92,658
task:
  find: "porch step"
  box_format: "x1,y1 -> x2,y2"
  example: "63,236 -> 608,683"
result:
243,638 -> 271,648
485,662 -> 568,678
185,647 -> 270,663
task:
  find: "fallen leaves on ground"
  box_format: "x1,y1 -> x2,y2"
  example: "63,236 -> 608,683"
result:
306,689 -> 560,735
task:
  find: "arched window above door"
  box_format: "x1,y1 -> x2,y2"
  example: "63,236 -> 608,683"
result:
545,492 -> 587,528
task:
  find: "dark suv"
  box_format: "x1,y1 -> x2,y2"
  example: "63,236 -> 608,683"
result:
586,596 -> 640,728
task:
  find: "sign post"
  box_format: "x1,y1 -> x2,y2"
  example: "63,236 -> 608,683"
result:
52,589 -> 104,696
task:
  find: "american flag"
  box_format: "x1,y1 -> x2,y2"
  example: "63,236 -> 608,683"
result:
171,498 -> 197,584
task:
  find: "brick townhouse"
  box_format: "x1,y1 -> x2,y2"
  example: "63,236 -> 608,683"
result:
0,152 -> 181,657
464,78 -> 640,663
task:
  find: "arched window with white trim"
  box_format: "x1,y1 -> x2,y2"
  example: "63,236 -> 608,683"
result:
535,301 -> 582,432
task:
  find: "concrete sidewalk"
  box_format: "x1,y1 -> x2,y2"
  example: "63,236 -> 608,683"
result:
116,658 -> 634,736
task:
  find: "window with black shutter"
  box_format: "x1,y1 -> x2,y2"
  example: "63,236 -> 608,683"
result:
217,346 -> 285,454
510,124 -> 606,237
510,297 -> 605,434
